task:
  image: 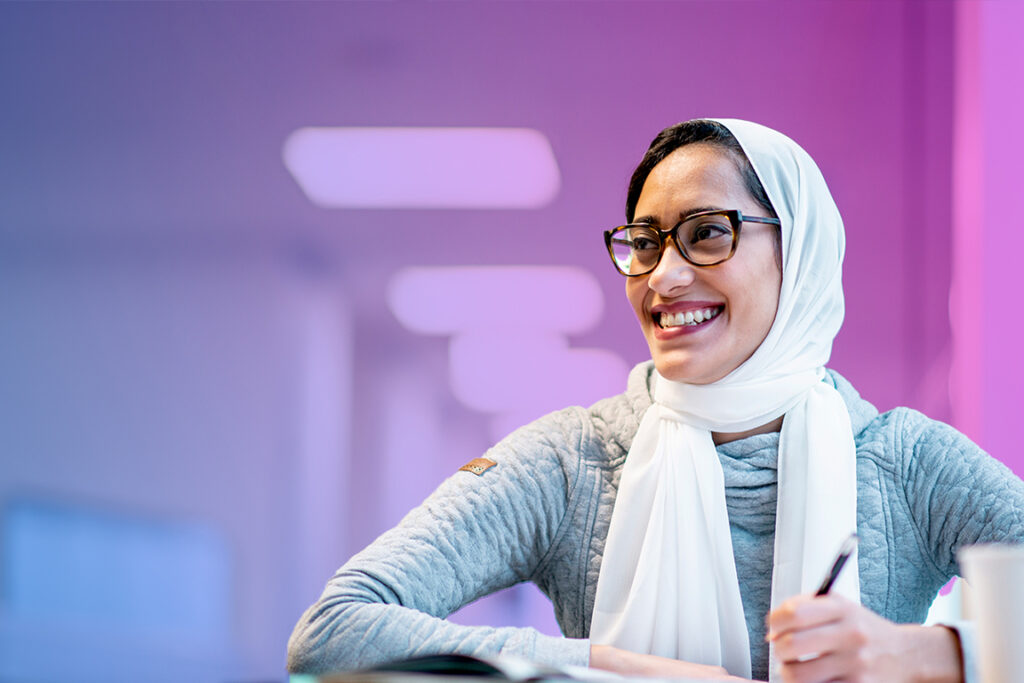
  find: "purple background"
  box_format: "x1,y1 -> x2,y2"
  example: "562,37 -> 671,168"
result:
0,2 -> 1019,682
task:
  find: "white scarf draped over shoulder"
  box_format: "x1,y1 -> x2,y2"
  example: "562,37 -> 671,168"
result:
589,119 -> 859,680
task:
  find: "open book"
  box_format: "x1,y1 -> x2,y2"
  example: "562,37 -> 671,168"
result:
309,653 -> 623,682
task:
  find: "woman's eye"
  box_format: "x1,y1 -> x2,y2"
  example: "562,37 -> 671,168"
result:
632,236 -> 658,250
691,222 -> 731,243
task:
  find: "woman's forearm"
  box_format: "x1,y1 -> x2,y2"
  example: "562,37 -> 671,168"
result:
589,644 -> 759,681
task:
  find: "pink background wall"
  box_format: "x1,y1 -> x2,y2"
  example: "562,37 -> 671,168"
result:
0,2 -> 1016,682
950,0 -> 1024,473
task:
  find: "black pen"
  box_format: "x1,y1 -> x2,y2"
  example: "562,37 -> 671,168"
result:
814,533 -> 859,595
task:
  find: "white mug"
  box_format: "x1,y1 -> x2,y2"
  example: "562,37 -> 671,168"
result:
959,544 -> 1024,683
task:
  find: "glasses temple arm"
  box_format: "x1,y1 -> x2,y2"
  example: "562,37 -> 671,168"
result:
743,216 -> 781,225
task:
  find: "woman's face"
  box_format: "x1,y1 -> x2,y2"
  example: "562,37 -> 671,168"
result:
626,143 -> 782,385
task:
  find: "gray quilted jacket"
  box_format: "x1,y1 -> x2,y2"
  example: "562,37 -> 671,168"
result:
288,362 -> 1024,682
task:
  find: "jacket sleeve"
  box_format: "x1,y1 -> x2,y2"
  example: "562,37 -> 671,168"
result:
901,414 -> 1024,574
901,412 -> 1024,683
286,409 -> 593,674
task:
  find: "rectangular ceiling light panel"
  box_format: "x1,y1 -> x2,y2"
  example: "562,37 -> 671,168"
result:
387,266 -> 603,335
283,127 -> 561,209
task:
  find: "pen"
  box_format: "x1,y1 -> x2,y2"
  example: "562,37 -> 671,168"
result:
814,533 -> 859,595
768,533 -> 859,668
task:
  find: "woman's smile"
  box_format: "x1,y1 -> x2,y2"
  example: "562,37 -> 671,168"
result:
651,302 -> 724,336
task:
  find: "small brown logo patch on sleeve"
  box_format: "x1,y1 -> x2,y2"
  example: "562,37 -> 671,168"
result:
459,457 -> 497,476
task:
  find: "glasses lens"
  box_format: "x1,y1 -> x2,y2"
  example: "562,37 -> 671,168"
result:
609,225 -> 661,275
678,213 -> 735,265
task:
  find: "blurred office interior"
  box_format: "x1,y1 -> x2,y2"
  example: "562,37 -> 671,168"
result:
1,1 -> 1022,681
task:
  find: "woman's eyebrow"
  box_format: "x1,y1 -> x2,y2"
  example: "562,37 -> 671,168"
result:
632,206 -> 726,226
679,206 -> 726,220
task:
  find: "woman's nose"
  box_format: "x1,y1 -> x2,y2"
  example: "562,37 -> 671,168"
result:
647,243 -> 697,294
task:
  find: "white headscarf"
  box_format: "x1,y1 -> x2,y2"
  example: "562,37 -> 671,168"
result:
589,119 -> 859,680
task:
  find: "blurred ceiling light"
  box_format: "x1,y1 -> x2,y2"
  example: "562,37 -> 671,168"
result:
283,127 -> 561,209
387,266 -> 603,334
387,265 -> 629,441
448,332 -> 627,414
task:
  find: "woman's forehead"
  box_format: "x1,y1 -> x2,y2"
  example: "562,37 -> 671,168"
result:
635,145 -> 758,217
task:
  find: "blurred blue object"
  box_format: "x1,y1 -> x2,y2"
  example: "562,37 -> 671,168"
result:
3,498 -> 231,638
0,498 -> 240,682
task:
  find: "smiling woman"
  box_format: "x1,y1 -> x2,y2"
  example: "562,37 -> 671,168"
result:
589,120 -> 860,680
287,119 -> 1024,683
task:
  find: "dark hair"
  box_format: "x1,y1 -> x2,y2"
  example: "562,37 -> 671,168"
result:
625,119 -> 776,223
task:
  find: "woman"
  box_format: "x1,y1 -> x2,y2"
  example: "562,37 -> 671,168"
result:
287,119 -> 1024,683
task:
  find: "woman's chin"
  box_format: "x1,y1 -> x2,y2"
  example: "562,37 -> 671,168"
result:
651,354 -> 729,386
653,361 -> 708,385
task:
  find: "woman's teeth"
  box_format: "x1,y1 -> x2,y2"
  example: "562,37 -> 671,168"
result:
658,307 -> 721,329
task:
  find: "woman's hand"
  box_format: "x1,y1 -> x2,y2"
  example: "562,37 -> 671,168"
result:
589,644 -> 760,681
766,594 -> 962,683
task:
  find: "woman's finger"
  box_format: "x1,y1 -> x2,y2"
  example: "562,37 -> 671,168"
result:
771,619 -> 851,663
766,593 -> 849,640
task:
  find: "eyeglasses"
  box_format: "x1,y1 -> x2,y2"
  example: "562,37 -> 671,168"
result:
603,209 -> 781,276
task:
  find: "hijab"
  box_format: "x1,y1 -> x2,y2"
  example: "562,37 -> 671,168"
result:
589,119 -> 859,680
